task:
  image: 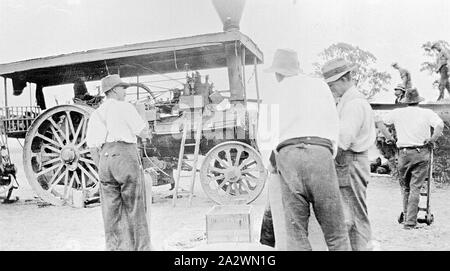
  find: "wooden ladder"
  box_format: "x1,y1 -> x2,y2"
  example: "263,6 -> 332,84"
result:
172,108 -> 203,207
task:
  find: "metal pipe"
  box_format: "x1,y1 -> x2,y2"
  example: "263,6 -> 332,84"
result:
254,56 -> 261,131
242,45 -> 247,105
137,75 -> 140,100
3,77 -> 8,107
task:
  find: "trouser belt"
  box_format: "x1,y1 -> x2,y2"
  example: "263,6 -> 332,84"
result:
276,136 -> 333,154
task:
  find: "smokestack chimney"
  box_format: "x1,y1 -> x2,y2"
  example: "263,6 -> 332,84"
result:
212,0 -> 246,32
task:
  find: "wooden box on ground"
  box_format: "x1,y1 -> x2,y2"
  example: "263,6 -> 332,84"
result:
206,205 -> 252,244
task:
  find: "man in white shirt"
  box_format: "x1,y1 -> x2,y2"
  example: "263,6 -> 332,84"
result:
86,74 -> 151,250
377,88 -> 443,229
260,49 -> 350,251
321,58 -> 376,250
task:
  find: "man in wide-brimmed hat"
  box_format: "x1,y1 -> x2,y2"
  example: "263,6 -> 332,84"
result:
377,88 -> 443,229
321,58 -> 376,251
431,42 -> 450,101
393,84 -> 406,104
86,74 -> 152,250
259,49 -> 351,250
391,63 -> 412,90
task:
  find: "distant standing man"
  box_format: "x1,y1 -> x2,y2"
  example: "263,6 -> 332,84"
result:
392,63 -> 412,90
263,49 -> 351,251
321,58 -> 376,251
377,88 -> 443,229
86,74 -> 151,250
431,42 -> 450,101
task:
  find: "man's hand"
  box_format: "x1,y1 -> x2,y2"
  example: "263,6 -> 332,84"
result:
423,138 -> 437,149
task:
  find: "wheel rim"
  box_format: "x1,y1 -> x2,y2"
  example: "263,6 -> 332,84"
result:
23,105 -> 98,206
200,141 -> 267,205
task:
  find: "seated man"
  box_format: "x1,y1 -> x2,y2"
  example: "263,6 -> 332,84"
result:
73,77 -> 103,107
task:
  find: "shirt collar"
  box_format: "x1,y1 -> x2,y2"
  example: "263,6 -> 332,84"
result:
339,85 -> 359,104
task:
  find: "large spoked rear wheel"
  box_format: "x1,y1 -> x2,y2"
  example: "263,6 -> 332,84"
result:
23,105 -> 99,206
200,141 -> 267,205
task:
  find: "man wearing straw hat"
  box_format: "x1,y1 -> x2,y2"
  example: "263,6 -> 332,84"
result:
321,58 -> 376,250
260,49 -> 351,251
86,74 -> 152,250
377,88 -> 443,229
393,84 -> 406,104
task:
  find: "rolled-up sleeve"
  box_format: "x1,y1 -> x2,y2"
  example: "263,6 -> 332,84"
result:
428,110 -> 444,128
338,100 -> 364,150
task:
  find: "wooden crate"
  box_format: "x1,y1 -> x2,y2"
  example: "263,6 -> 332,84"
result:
206,205 -> 252,244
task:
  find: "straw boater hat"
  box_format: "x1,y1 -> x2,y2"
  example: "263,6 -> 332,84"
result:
321,58 -> 357,83
101,74 -> 130,94
400,88 -> 425,104
264,49 -> 301,77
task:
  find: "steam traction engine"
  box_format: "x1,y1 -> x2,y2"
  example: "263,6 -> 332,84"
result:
0,29 -> 267,207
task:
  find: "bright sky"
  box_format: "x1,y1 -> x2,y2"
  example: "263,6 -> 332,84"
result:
0,0 -> 449,107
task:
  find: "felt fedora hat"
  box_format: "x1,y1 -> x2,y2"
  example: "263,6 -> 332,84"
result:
400,88 -> 425,104
321,58 -> 357,83
264,49 -> 301,77
101,74 -> 130,94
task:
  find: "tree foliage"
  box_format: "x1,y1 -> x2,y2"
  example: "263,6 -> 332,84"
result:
420,40 -> 450,75
313,42 -> 391,100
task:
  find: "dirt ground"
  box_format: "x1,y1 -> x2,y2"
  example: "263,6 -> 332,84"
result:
1,140 -> 450,251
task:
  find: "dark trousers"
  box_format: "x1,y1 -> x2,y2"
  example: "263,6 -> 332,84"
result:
98,142 -> 151,251
397,148 -> 430,226
276,144 -> 351,251
438,65 -> 450,100
335,150 -> 372,251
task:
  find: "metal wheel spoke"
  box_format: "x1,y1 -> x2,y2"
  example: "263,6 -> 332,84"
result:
84,162 -> 99,181
48,166 -> 66,191
49,125 -> 64,146
36,133 -> 62,149
244,172 -> 259,181
209,174 -> 225,183
73,117 -> 85,144
234,148 -> 243,166
81,171 -> 86,190
77,138 -> 87,148
242,176 -> 256,190
79,157 -> 96,166
239,178 -> 251,192
233,184 -> 241,195
73,173 -> 81,185
225,184 -> 231,194
211,167 -> 227,174
63,170 -> 69,199
79,148 -> 91,155
241,167 -> 258,175
225,149 -> 232,165
218,179 -> 228,188
42,144 -> 61,154
64,173 -> 75,200
238,157 -> 255,170
214,155 -> 230,168
36,163 -> 61,177
48,118 -> 65,141
78,164 -> 97,184
42,157 -> 62,167
66,111 -> 76,137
